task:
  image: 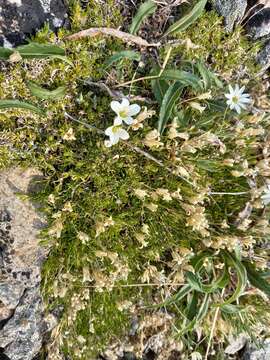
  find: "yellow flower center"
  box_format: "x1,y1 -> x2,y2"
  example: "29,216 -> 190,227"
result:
119,108 -> 129,118
112,125 -> 121,133
232,96 -> 239,104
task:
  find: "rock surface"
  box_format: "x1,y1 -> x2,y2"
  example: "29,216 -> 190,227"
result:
243,339 -> 270,360
210,0 -> 247,31
0,168 -> 48,360
246,1 -> 270,39
0,0 -> 68,47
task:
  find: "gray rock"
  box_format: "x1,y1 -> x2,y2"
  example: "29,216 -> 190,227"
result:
210,0 -> 247,32
0,168 -> 49,360
243,339 -> 270,360
257,39 -> 270,68
0,0 -> 69,47
225,334 -> 249,355
246,3 -> 270,39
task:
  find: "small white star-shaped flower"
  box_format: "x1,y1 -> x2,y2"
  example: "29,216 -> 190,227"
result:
225,85 -> 252,114
104,124 -> 129,147
111,98 -> 141,125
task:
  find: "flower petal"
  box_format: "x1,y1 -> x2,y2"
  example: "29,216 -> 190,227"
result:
118,129 -> 129,140
123,116 -> 134,125
128,104 -> 141,116
240,97 -> 252,104
121,98 -> 130,108
225,93 -> 232,99
107,133 -> 120,146
114,117 -> 123,125
111,101 -> 121,114
235,104 -> 242,114
228,84 -> 234,94
239,86 -> 245,94
105,126 -> 114,136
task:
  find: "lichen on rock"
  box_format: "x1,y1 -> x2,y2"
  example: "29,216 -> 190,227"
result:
0,168 -> 48,360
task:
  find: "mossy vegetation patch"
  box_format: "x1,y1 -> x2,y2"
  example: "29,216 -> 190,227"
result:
0,1 -> 270,359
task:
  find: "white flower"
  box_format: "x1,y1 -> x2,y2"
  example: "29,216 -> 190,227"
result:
225,85 -> 252,114
111,98 -> 141,125
104,125 -> 129,147
261,185 -> 270,206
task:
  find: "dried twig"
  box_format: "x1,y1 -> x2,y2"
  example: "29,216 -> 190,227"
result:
82,79 -> 155,104
65,27 -> 160,48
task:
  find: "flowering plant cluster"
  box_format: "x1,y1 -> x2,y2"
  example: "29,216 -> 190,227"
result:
104,99 -> 141,147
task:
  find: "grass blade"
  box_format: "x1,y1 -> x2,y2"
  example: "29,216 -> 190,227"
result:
164,0 -> 207,37
130,0 -> 157,35
27,81 -> 66,100
106,50 -> 141,67
0,99 -> 45,115
158,81 -> 183,134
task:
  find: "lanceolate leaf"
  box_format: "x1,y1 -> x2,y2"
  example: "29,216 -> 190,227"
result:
220,251 -> 247,306
158,81 -> 183,134
161,284 -> 192,307
180,293 -> 210,335
0,47 -> 13,60
27,81 -> 66,100
160,69 -> 203,90
16,42 -> 65,58
164,0 -> 207,37
0,42 -> 71,64
196,61 -> 223,89
244,262 -> 270,298
151,78 -> 169,104
106,50 -> 141,67
130,0 -> 157,35
0,99 -> 45,115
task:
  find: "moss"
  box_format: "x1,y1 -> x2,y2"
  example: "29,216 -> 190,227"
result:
169,11 -> 260,79
0,2 -> 269,359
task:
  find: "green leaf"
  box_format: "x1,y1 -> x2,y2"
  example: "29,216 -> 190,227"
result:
0,47 -> 14,60
186,291 -> 198,320
16,42 -> 65,58
0,43 -> 72,64
221,304 -> 243,314
151,77 -> 169,104
0,99 -> 45,115
160,69 -> 202,90
196,159 -> 220,172
180,293 -> 210,334
220,251 -> 247,306
186,271 -> 203,292
244,262 -> 270,298
161,284 -> 192,307
164,0 -> 207,37
130,0 -> 157,35
106,50 -> 141,67
196,61 -> 223,89
158,81 -> 183,134
27,81 -> 66,100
